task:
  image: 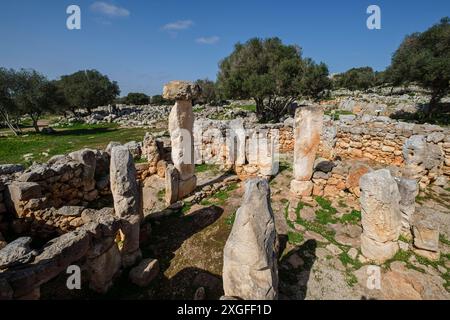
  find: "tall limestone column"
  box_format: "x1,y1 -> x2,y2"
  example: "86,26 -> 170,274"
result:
223,178 -> 278,300
290,106 -> 323,196
360,169 -> 402,263
110,146 -> 142,267
163,81 -> 200,204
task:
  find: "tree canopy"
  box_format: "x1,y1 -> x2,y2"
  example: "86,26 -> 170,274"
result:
123,92 -> 150,105
0,68 -> 66,134
194,79 -> 218,105
58,70 -> 120,114
386,17 -> 450,112
217,37 -> 331,121
333,67 -> 379,91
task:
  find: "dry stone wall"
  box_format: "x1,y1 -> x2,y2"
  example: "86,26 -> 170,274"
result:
2,150 -> 111,239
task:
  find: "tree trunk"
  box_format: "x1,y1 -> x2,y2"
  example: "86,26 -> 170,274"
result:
0,108 -> 21,136
30,113 -> 41,133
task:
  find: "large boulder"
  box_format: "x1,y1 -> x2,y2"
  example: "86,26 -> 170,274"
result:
360,169 -> 402,263
223,178 -> 278,300
163,81 -> 201,101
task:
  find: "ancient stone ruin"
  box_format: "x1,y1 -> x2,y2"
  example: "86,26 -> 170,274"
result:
164,81 -> 200,204
0,82 -> 449,300
222,178 -> 278,300
291,106 -> 323,196
359,169 -> 402,263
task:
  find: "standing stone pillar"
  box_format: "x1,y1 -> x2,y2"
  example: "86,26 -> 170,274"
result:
110,146 -> 142,267
395,177 -> 418,239
360,169 -> 402,263
223,178 -> 278,300
163,81 -> 200,204
290,106 -> 323,196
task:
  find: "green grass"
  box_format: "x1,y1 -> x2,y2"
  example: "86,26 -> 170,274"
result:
0,123 -> 150,165
295,202 -> 336,243
439,234 -> 450,246
340,210 -> 362,225
288,231 -> 304,245
324,109 -> 355,120
195,163 -> 220,174
238,104 -> 256,112
345,271 -> 358,287
157,189 -> 165,202
398,234 -> 413,244
314,196 -> 338,225
181,202 -> 192,214
225,211 -> 236,226
339,252 -> 362,269
200,182 -> 239,207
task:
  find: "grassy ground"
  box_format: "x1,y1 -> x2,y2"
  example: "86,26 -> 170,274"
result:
0,123 -> 151,165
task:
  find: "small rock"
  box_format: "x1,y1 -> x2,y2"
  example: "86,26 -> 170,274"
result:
57,206 -> 84,217
398,240 -> 409,251
348,248 -> 358,260
129,258 -> 159,287
194,287 -> 206,300
325,243 -> 343,255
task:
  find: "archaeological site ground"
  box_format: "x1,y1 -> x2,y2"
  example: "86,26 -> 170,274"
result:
0,1 -> 449,309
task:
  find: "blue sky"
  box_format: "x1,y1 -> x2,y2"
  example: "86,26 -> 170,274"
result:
0,0 -> 448,95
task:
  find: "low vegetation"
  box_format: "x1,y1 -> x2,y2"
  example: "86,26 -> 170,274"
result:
0,123 -> 149,165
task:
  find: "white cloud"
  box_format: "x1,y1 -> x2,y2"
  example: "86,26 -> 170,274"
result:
196,36 -> 220,44
90,2 -> 130,18
162,20 -> 194,31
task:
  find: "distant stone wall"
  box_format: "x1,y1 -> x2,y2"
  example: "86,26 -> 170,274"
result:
331,116 -> 449,187
194,120 -> 283,180
193,115 -> 449,186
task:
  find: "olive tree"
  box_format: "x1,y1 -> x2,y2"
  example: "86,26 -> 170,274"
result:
386,17 -> 450,114
217,37 -> 331,122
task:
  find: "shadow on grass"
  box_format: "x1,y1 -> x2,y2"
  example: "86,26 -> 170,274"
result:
52,127 -> 118,137
279,239 -> 317,300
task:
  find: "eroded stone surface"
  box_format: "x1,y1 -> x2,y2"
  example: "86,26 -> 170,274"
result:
223,178 -> 278,300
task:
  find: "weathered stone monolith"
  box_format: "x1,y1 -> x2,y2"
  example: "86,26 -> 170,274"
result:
223,178 -> 278,300
163,81 -> 200,204
360,169 -> 402,263
395,177 -> 418,238
110,146 -> 142,267
291,106 -> 323,196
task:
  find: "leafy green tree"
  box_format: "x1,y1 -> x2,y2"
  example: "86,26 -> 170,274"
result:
333,67 -> 377,91
217,37 -> 331,121
13,70 -> 66,132
59,70 -> 120,114
151,94 -> 172,105
194,79 -> 217,105
386,17 -> 450,113
124,92 -> 150,105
